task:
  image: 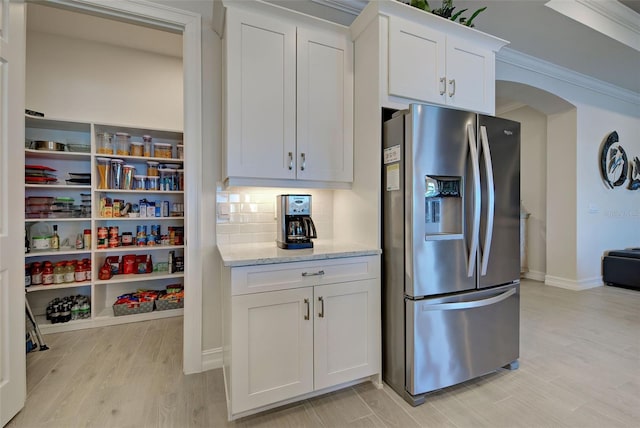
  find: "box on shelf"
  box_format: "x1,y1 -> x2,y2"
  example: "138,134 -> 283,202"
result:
112,290 -> 158,316
112,300 -> 154,316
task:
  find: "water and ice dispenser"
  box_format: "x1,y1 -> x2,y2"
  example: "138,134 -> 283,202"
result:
424,176 -> 463,241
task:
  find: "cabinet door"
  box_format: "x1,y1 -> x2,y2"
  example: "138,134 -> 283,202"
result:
297,27 -> 353,183
231,288 -> 313,414
313,279 -> 380,390
225,9 -> 296,180
388,16 -> 446,105
445,35 -> 495,114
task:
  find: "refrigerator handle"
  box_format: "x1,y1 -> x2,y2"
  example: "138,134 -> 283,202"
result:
467,124 -> 481,278
419,287 -> 516,311
479,126 -> 495,276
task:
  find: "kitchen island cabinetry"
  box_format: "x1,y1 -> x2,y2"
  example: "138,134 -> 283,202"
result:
220,248 -> 380,420
24,116 -> 185,333
223,2 -> 353,187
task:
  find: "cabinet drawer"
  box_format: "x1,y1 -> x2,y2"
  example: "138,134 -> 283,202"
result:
230,255 -> 379,296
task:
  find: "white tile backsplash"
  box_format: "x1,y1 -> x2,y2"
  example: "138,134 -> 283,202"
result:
216,185 -> 334,243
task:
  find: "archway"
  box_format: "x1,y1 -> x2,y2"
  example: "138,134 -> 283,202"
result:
494,81 -> 576,284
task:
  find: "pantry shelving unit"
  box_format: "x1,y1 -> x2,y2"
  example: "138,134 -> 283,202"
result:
24,115 -> 185,334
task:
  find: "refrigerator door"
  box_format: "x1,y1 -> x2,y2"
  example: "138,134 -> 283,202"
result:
405,284 -> 520,395
477,115 -> 521,288
406,104 -> 478,297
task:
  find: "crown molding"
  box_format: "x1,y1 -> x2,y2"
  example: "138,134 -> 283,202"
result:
497,47 -> 640,107
545,0 -> 640,52
310,0 -> 367,15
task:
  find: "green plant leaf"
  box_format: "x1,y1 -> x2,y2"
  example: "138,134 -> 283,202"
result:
451,8 -> 467,21
411,0 -> 430,11
466,6 -> 487,27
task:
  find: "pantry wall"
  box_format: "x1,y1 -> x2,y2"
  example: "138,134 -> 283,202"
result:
23,4 -> 186,348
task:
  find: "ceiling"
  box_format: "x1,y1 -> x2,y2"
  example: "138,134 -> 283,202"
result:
620,0 -> 640,13
26,3 -> 182,58
27,0 -> 640,96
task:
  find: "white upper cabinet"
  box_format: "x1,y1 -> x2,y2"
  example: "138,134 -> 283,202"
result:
353,0 -> 508,115
388,17 -> 447,105
297,28 -> 353,183
224,5 -> 353,186
225,10 -> 297,181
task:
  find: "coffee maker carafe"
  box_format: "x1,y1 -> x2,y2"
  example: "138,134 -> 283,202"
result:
277,194 -> 317,249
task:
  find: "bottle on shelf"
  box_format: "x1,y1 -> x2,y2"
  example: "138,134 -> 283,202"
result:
42,262 -> 54,285
51,225 -> 60,250
76,233 -> 84,249
25,228 -> 30,254
53,262 -> 65,285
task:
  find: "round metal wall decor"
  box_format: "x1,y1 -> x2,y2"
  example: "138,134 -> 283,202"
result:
599,131 -> 639,191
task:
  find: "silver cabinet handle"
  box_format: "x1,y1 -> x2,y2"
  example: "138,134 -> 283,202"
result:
439,77 -> 446,95
288,152 -> 293,170
467,124 -> 481,278
448,79 -> 456,97
479,125 -> 495,276
304,298 -> 310,320
300,152 -> 306,171
302,270 -> 324,277
318,296 -> 324,318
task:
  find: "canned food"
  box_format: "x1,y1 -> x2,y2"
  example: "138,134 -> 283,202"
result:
109,226 -> 119,238
122,232 -> 133,246
97,227 -> 108,239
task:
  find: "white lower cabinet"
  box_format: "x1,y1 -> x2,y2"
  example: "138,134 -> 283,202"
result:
231,288 -> 314,414
224,255 -> 380,418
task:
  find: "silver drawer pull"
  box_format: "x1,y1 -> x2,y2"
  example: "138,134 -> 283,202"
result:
302,270 -> 324,277
304,298 -> 310,320
318,296 -> 325,318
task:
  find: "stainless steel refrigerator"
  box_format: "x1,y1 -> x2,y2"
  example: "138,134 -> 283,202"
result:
382,104 -> 520,406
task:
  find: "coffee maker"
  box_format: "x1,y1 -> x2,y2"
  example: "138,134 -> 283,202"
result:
277,194 -> 317,249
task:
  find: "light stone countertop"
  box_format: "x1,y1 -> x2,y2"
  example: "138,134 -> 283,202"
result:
217,239 -> 381,267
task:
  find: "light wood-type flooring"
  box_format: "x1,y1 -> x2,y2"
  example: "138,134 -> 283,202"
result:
7,279 -> 640,427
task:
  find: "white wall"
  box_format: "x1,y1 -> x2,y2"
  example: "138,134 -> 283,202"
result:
497,54 -> 640,289
546,109 -> 578,283
26,31 -> 183,130
498,106 -> 547,280
575,105 -> 640,282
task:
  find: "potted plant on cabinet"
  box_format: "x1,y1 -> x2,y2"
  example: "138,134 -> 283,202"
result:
405,0 -> 487,27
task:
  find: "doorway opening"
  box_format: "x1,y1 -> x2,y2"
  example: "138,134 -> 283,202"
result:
22,0 -> 203,383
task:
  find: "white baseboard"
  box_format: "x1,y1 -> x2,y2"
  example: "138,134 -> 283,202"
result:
202,347 -> 223,371
522,270 -> 545,282
545,275 -> 603,291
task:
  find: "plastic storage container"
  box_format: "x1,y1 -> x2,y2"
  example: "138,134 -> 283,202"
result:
97,133 -> 113,154
153,143 -> 172,159
147,175 -> 159,191
146,161 -> 159,177
134,175 -> 147,190
176,144 -> 184,160
115,132 -> 131,156
122,165 -> 135,190
130,141 -> 144,157
96,157 -> 111,189
143,135 -> 153,157
110,159 -> 124,189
